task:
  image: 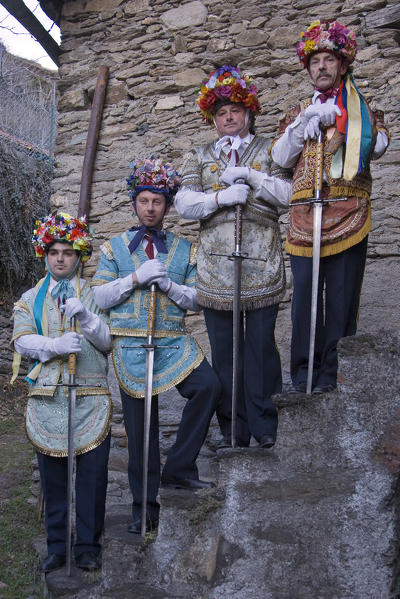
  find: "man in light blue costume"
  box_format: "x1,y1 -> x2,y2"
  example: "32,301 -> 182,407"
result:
92,157 -> 220,534
11,213 -> 112,573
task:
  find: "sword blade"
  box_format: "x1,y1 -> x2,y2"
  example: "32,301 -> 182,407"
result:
66,378 -> 76,576
306,131 -> 323,395
231,255 -> 241,448
141,348 -> 154,537
231,200 -> 244,448
66,316 -> 77,575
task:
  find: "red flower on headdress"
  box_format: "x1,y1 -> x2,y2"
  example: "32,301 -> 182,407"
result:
230,83 -> 248,103
199,90 -> 217,111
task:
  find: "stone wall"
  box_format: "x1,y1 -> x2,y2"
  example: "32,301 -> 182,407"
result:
52,0 -> 400,283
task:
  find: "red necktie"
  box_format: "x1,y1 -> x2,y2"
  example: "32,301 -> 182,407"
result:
317,87 -> 338,104
144,234 -> 154,259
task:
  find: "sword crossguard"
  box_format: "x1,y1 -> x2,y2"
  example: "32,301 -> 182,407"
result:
121,344 -> 179,350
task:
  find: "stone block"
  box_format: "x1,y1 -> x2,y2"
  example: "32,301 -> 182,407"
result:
161,1 -> 208,30
235,28 -> 266,48
155,96 -> 184,110
174,68 -> 207,88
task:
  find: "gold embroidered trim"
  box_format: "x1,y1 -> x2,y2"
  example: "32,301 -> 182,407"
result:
291,186 -> 370,203
110,328 -> 185,338
115,351 -> 204,398
100,240 -> 114,260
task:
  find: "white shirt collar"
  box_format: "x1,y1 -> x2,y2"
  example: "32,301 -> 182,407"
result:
214,132 -> 253,158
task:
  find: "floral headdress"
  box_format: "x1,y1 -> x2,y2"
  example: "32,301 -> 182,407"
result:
297,20 -> 357,68
126,156 -> 180,204
32,212 -> 93,262
197,65 -> 261,125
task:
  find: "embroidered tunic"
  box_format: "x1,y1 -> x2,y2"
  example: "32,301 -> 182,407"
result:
178,135 -> 291,310
270,98 -> 389,258
92,230 -> 204,398
11,280 -> 112,457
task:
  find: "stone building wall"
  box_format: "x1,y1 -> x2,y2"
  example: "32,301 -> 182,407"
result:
51,0 -> 400,284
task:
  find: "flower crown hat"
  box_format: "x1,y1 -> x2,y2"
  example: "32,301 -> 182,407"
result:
297,20 -> 357,68
32,212 -> 94,262
197,65 -> 261,125
126,156 -> 180,205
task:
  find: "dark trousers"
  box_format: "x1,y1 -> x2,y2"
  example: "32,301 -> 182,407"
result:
120,358 -> 220,521
36,433 -> 110,557
203,305 -> 281,444
290,237 -> 368,388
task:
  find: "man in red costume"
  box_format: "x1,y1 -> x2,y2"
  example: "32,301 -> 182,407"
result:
270,20 -> 389,393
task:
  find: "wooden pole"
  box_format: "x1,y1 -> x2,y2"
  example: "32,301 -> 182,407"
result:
78,65 -> 109,219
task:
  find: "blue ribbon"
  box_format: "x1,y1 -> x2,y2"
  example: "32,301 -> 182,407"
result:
26,273 -> 51,384
128,226 -> 168,255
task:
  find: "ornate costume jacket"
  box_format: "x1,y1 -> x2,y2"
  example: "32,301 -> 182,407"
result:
11,280 -> 111,457
180,135 -> 290,310
271,98 -> 389,258
92,230 -> 204,398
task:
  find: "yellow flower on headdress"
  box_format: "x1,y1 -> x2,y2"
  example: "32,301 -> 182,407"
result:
304,39 -> 316,53
222,77 -> 233,85
307,20 -> 320,31
201,85 -> 208,94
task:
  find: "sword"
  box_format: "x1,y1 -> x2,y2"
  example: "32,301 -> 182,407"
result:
290,132 -> 347,394
210,179 -> 266,448
122,283 -> 178,538
141,283 -> 156,538
66,316 -> 77,576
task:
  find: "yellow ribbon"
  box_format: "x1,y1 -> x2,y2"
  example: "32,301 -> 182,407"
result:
343,75 -> 362,181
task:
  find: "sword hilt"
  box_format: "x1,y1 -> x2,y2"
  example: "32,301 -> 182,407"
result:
314,131 -> 324,198
68,316 -> 77,376
147,284 -> 157,342
234,177 -> 247,251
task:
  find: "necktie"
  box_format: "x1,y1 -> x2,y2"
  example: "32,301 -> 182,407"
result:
317,87 -> 338,104
144,234 -> 154,259
226,139 -> 239,165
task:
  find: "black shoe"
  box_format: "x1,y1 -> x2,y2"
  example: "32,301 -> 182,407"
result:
259,434 -> 276,448
40,553 -> 66,573
128,518 -> 159,534
75,552 -> 100,570
216,437 -> 232,449
288,382 -> 307,394
312,384 -> 336,394
161,475 -> 215,490
216,436 -> 249,449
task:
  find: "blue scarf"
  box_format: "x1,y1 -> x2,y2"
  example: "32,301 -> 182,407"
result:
128,226 -> 168,255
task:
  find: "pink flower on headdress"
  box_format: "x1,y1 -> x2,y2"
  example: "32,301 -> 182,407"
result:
329,22 -> 350,47
215,85 -> 232,99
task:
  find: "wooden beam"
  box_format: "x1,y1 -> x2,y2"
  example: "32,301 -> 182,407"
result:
0,0 -> 60,66
365,4 -> 400,30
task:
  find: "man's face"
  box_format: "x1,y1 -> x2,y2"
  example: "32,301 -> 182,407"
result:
308,51 -> 347,90
134,190 -> 170,229
214,103 -> 249,138
47,242 -> 79,278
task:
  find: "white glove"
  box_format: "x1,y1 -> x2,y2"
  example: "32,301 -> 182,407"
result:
135,259 -> 166,286
217,184 -> 249,207
303,115 -> 321,140
220,166 -> 250,186
63,298 -> 91,324
153,275 -> 172,293
304,103 -> 341,127
51,332 -> 83,355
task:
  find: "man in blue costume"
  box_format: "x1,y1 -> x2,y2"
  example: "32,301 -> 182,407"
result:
11,213 -> 112,572
92,157 -> 220,534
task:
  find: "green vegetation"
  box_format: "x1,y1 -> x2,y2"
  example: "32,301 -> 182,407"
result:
0,380 -> 44,598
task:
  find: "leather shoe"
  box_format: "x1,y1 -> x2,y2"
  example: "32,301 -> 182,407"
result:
216,436 -> 249,449
128,518 -> 159,534
40,553 -> 66,573
288,382 -> 307,394
312,384 -> 336,394
161,476 -> 215,490
75,552 -> 100,570
259,434 -> 276,448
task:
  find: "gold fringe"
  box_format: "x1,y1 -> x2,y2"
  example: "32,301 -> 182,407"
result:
290,187 -> 370,204
114,351 -> 204,399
